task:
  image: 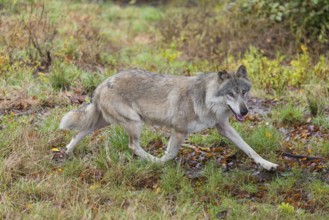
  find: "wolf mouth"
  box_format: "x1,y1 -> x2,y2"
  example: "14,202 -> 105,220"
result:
228,105 -> 245,122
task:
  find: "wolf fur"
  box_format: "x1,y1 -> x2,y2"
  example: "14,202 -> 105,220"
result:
60,65 -> 278,171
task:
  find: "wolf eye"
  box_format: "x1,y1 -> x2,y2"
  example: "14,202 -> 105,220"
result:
242,90 -> 247,95
227,92 -> 234,98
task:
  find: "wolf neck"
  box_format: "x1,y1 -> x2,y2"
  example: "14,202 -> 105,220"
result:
203,73 -> 230,118
193,73 -> 225,117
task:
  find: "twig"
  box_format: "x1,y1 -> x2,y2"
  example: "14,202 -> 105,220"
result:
0,98 -> 11,101
182,143 -> 198,150
22,2 -> 55,72
181,143 -> 214,155
281,152 -> 324,160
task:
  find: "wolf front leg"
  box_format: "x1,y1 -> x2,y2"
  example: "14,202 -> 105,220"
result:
216,121 -> 278,171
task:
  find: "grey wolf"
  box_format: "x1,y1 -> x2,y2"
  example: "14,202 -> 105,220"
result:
60,65 -> 278,171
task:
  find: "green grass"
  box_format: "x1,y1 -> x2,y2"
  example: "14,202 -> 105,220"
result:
245,124 -> 281,155
0,0 -> 329,219
272,104 -> 305,125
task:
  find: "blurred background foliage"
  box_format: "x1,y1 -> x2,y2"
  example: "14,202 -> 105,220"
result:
0,0 -> 328,93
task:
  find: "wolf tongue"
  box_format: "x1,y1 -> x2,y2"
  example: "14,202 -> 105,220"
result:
235,114 -> 244,122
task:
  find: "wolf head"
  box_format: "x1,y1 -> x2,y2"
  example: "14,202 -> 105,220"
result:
216,65 -> 251,121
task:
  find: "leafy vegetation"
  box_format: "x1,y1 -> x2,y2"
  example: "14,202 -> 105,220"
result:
0,0 -> 329,219
241,0 -> 329,44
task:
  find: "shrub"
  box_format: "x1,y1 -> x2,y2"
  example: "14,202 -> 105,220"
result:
242,47 -> 329,92
159,1 -> 329,63
240,0 -> 329,52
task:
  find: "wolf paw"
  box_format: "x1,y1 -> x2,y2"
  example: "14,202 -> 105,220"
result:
51,148 -> 69,163
65,149 -> 73,156
256,159 -> 278,171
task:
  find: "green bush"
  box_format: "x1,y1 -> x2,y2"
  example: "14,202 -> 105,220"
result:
240,0 -> 329,44
159,0 -> 328,63
242,47 -> 329,92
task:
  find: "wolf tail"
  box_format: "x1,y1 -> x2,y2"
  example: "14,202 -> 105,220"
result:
59,103 -> 100,131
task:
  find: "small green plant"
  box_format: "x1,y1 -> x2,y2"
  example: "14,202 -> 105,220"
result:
278,202 -> 295,215
307,179 -> 329,209
160,164 -> 185,194
313,116 -> 329,130
201,162 -> 226,196
108,126 -> 129,152
272,104 -> 305,125
62,158 -> 84,178
139,6 -> 163,21
307,96 -> 326,117
306,83 -> 328,116
80,72 -> 105,92
49,62 -> 81,90
244,124 -> 281,154
315,141 -> 329,157
188,129 -> 225,147
241,182 -> 258,194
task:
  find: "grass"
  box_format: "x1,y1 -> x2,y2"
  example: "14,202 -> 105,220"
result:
0,0 -> 329,219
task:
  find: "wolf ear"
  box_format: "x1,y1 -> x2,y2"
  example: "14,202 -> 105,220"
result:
218,70 -> 230,80
236,65 -> 248,78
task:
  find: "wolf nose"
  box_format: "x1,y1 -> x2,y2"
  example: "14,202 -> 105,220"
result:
240,109 -> 248,116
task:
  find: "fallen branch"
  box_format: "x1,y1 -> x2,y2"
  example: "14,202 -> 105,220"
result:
281,152 -> 324,160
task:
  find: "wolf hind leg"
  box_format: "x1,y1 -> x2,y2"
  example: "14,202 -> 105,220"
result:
123,121 -> 165,163
65,116 -> 109,154
124,122 -> 185,163
160,132 -> 186,163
